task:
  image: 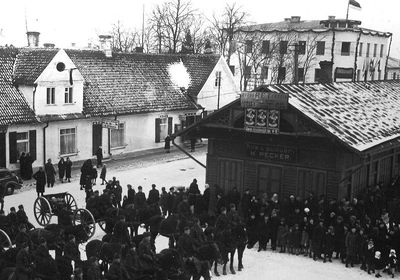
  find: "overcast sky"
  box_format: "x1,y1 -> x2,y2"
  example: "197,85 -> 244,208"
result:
1,0 -> 399,57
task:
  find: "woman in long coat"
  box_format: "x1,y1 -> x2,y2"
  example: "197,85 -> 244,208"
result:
58,158 -> 66,183
33,167 -> 46,197
65,157 -> 72,183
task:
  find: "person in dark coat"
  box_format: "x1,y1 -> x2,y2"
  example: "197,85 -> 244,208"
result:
15,243 -> 33,280
227,187 -> 241,210
58,157 -> 66,183
19,152 -> 26,180
323,225 -> 335,262
166,187 -> 175,216
15,223 -> 31,250
240,189 -> 252,222
312,219 -> 325,261
127,184 -> 135,205
177,227 -> 197,258
100,164 -> 107,185
366,239 -> 375,275
96,146 -> 103,168
147,184 -> 160,205
33,167 -> 46,197
257,215 -> 270,251
65,157 -> 72,183
246,214 -> 258,249
25,152 -> 34,180
45,158 -> 56,188
134,186 -> 147,210
164,135 -> 171,153
345,226 -> 358,267
86,257 -> 102,280
64,234 -> 81,269
16,205 -> 34,230
159,187 -> 168,216
374,251 -> 385,278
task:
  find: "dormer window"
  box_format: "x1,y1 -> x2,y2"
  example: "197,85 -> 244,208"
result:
46,88 -> 55,104
65,87 -> 73,104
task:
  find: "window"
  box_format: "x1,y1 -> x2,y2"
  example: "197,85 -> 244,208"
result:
159,118 -> 168,141
111,123 -> 125,148
64,87 -> 73,104
366,43 -> 370,57
297,169 -> 326,198
280,41 -> 288,54
298,68 -> 304,82
393,72 -> 397,80
316,41 -> 325,55
46,88 -> 55,104
358,42 -> 363,56
229,65 -> 235,76
298,41 -> 306,55
245,40 -> 253,53
60,128 -> 76,155
341,42 -> 351,56
215,71 -> 221,87
278,67 -> 286,82
261,40 -> 270,54
16,132 -> 29,155
244,66 -> 251,78
380,44 -> 384,58
373,44 -> 377,57
315,68 -> 321,82
261,66 -> 269,80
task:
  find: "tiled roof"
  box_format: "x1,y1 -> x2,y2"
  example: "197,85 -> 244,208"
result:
64,50 -> 217,116
13,48 -> 58,85
256,81 -> 400,152
0,48 -> 38,125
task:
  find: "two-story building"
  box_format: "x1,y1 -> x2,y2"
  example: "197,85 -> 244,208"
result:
230,16 -> 392,90
0,34 -> 239,171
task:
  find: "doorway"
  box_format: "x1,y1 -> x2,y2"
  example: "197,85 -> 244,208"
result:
92,124 -> 102,156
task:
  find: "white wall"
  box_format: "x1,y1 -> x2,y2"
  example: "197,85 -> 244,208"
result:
197,57 -> 239,110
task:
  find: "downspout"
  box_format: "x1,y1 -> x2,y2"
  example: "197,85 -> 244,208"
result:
330,28 -> 336,81
353,31 -> 362,81
43,122 -> 49,166
33,83 -> 38,111
384,33 -> 393,80
171,136 -> 206,168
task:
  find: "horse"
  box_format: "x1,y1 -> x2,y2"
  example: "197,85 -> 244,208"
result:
155,248 -> 185,280
85,239 -> 127,273
214,227 -> 237,276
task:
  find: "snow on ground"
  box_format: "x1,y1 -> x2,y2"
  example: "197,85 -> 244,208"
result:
3,151 -> 388,279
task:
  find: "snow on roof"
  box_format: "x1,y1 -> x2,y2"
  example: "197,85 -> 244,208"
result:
257,81 -> 400,152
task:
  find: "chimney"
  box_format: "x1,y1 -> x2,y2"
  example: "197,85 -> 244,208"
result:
135,47 -> 144,53
284,18 -> 291,23
328,16 -> 336,21
26,31 -> 40,48
99,35 -> 112,57
291,16 -> 301,23
43,43 -> 55,49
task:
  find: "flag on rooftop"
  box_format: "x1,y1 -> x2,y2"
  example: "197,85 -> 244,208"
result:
349,0 -> 362,9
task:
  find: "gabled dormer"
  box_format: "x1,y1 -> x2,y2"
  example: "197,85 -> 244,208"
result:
33,49 -> 84,116
14,48 -> 84,116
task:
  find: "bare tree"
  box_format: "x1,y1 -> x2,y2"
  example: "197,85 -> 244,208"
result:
207,3 -> 249,62
299,33 -> 327,83
149,0 -> 196,53
110,21 -> 138,52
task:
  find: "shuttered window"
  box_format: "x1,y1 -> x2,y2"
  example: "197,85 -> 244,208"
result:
155,117 -> 172,143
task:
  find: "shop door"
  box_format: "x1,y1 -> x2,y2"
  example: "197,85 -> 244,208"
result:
0,133 -> 5,167
257,165 -> 282,195
92,124 -> 103,156
218,159 -> 243,193
297,169 -> 326,198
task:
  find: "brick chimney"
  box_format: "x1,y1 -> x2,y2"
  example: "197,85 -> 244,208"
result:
43,43 -> 55,49
291,16 -> 301,23
284,18 -> 291,23
328,16 -> 336,21
99,35 -> 112,57
26,31 -> 40,47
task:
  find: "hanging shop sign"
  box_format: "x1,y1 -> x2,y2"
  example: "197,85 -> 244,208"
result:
246,143 -> 297,162
241,91 -> 289,109
244,108 -> 280,134
93,119 -> 119,129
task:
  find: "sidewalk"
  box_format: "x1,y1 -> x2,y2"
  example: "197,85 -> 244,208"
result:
18,143 -> 207,193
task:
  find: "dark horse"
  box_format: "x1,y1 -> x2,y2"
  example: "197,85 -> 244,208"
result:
86,239 -> 127,272
213,223 -> 247,275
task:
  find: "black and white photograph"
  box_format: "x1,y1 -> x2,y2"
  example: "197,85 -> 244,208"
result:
1,0 -> 400,279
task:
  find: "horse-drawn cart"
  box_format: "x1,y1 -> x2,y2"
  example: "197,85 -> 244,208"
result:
33,192 -> 96,239
0,228 -> 12,249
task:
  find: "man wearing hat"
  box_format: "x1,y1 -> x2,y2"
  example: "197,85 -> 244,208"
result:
111,215 -> 131,246
240,188 -> 252,222
215,206 -> 230,231
34,238 -> 57,279
177,226 -> 197,259
138,231 -> 156,271
147,184 -> 160,206
64,234 -> 81,271
15,223 -> 31,250
134,186 -> 147,210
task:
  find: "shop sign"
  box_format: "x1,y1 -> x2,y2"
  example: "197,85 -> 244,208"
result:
246,143 -> 296,162
241,91 -> 289,109
93,119 -> 119,129
244,108 -> 280,134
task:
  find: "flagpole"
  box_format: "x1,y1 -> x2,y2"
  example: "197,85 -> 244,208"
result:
346,0 -> 350,21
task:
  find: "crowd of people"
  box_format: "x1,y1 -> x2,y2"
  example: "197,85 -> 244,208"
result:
4,154 -> 400,279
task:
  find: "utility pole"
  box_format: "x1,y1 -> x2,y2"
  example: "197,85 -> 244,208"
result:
217,71 -> 222,109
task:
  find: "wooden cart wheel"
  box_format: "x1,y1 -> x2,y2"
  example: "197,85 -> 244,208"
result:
74,208 -> 96,239
0,229 -> 12,250
34,196 -> 52,226
64,193 -> 77,212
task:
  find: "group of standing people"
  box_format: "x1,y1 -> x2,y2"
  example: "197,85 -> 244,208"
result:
33,158 -> 73,197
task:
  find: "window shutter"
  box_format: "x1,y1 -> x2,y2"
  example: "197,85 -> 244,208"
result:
0,133 -> 5,167
9,132 -> 17,163
29,130 -> 37,161
168,117 -> 173,135
155,118 -> 161,143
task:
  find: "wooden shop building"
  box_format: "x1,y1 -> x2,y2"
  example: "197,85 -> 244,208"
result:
175,80 -> 400,200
